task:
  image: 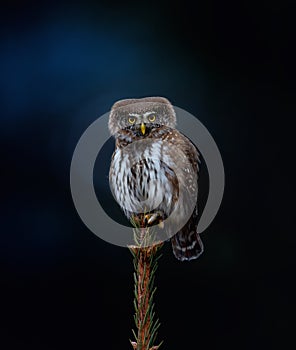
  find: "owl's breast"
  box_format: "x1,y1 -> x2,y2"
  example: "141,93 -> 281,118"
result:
109,141 -> 176,217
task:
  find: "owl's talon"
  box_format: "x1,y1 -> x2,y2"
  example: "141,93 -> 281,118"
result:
147,213 -> 158,225
144,211 -> 164,227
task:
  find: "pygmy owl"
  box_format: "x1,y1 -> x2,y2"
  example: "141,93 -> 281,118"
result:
108,97 -> 203,261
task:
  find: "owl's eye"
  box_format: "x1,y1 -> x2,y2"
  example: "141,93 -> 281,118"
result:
148,114 -> 156,122
128,117 -> 136,124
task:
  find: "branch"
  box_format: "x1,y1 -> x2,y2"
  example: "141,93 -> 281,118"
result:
129,220 -> 164,350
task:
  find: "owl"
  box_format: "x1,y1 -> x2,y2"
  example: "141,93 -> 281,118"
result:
108,97 -> 203,261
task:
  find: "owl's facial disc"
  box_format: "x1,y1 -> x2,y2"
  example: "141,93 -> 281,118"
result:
125,113 -> 154,136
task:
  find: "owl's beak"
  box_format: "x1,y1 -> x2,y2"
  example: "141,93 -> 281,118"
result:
140,122 -> 146,135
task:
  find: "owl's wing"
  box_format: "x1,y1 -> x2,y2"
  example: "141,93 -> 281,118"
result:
168,132 -> 203,261
178,131 -> 201,173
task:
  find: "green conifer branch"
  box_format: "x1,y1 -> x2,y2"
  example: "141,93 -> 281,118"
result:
129,215 -> 164,350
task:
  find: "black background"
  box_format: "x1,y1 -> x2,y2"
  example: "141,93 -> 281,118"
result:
1,1 -> 295,349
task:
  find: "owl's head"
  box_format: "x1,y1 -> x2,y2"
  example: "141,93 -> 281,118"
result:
108,97 -> 177,136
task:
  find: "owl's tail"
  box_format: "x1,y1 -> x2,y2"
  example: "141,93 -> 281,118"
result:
171,230 -> 204,261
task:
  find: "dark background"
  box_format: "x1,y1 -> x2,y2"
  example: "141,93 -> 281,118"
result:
1,1 -> 295,349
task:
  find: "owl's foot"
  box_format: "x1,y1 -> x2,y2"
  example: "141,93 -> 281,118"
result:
131,211 -> 165,228
144,211 -> 164,228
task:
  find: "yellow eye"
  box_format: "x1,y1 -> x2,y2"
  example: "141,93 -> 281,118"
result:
128,117 -> 136,124
148,114 -> 156,122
